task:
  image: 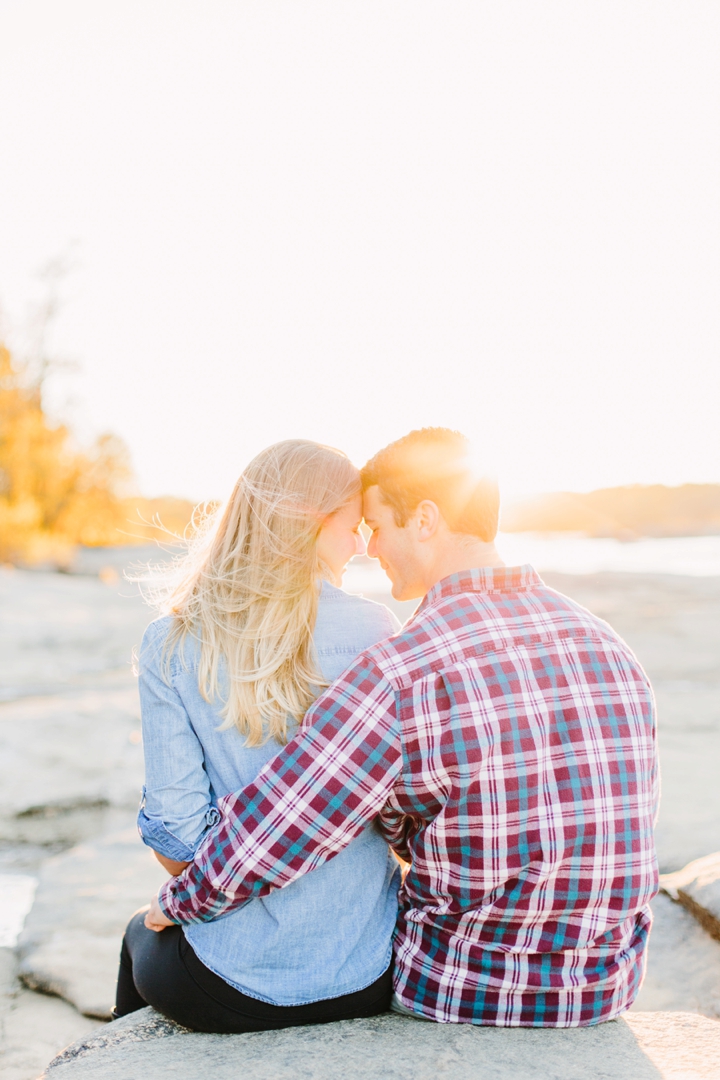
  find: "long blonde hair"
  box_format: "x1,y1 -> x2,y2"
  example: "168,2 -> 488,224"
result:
147,440 -> 360,746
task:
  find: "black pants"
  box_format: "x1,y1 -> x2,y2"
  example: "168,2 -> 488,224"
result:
115,910 -> 394,1034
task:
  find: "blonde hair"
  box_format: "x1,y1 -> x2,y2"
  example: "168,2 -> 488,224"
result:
146,440 -> 360,746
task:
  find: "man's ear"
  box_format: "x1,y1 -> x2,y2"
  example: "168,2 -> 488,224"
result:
414,500 -> 441,542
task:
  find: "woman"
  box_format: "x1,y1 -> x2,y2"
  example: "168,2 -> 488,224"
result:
115,440 -> 401,1032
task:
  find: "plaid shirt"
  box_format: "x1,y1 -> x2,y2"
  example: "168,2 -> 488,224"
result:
159,565 -> 659,1026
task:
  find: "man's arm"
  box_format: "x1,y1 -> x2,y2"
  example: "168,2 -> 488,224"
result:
157,654 -> 402,924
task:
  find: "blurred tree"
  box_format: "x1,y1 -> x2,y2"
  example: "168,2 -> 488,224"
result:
0,343 -> 133,564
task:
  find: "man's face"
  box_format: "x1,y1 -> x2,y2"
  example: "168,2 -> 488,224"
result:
362,486 -> 427,601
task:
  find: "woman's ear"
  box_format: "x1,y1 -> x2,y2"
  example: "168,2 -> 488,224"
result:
414,500 -> 441,542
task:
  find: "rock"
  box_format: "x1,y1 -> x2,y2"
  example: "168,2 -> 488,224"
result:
0,567 -> 150,703
19,828 -> 168,1018
0,683 -> 147,847
661,853 -> 720,943
0,946 -> 104,1080
4,566 -> 720,865
5,564 -> 720,1075
632,893 -> 720,1017
0,989 -> 104,1080
0,565 -> 151,848
0,947 -> 17,997
648,687 -> 720,872
40,1007 -> 720,1080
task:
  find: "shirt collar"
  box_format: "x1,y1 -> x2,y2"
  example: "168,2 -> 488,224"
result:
419,564 -> 543,612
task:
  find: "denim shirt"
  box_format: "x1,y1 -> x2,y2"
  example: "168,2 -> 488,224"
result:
137,581 -> 401,1005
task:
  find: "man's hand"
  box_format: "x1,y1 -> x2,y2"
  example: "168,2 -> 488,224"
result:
144,893 -> 175,932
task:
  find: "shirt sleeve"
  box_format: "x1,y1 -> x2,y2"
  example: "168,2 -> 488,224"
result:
137,622 -> 219,861
157,653 -> 402,924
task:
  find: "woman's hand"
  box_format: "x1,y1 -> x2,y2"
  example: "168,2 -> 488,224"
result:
144,893 -> 175,932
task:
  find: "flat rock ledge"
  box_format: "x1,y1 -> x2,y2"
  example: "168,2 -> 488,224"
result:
18,826 -> 167,1018
661,852 -> 720,944
42,1007 -> 720,1080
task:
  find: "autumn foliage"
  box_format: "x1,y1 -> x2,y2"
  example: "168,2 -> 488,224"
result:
0,343 -> 193,565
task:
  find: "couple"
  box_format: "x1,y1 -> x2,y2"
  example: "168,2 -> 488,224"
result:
116,428 -> 659,1032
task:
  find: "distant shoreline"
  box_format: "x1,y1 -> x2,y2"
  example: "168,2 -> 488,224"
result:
502,483 -> 720,540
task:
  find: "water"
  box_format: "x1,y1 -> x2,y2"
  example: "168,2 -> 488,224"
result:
0,874 -> 37,948
494,532 -> 720,577
343,533 -> 720,597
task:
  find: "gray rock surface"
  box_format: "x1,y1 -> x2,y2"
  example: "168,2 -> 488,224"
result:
18,828 -> 168,1018
3,567 -> 720,865
0,566 -> 150,702
41,1007 -> 720,1080
5,565 -> 720,1076
0,684 -> 148,847
0,947 -> 103,1080
632,893 -> 720,1017
661,853 -> 720,943
0,567 -> 152,849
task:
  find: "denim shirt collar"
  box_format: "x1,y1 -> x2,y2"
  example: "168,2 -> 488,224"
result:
419,564 -> 543,613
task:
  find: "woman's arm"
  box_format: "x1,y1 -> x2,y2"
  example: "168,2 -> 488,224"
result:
153,851 -> 190,876
137,622 -> 218,866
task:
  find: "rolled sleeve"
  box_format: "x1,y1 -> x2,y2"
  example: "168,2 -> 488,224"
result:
137,789 -> 220,861
138,621 -> 216,859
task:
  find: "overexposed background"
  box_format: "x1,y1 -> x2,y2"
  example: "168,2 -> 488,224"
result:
3,11 -> 720,1064
1,1 -> 718,502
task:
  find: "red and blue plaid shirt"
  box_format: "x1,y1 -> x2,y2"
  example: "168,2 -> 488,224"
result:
159,565 -> 659,1026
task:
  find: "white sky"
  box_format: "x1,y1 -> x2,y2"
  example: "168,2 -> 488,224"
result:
0,1 -> 718,502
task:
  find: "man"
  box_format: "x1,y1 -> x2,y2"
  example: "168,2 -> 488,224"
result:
149,428 -> 659,1026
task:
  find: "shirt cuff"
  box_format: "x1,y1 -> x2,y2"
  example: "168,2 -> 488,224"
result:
137,796 -> 221,862
157,878 -> 182,923
137,808 -> 197,862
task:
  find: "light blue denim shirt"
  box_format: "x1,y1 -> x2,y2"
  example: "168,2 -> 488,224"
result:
137,581 -> 401,1006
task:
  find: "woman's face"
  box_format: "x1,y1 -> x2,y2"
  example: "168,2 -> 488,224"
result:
317,494 -> 365,584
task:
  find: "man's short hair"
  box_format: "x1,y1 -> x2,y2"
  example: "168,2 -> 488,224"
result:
361,428 -> 499,542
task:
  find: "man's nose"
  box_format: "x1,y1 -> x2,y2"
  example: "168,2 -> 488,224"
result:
366,532 -> 376,558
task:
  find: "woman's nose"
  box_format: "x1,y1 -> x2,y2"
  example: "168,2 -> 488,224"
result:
355,531 -> 366,556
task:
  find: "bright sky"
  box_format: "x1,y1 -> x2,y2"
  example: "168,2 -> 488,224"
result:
0,1 -> 718,502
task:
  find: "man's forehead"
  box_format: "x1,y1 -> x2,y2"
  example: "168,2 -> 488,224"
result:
362,486 -> 389,521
